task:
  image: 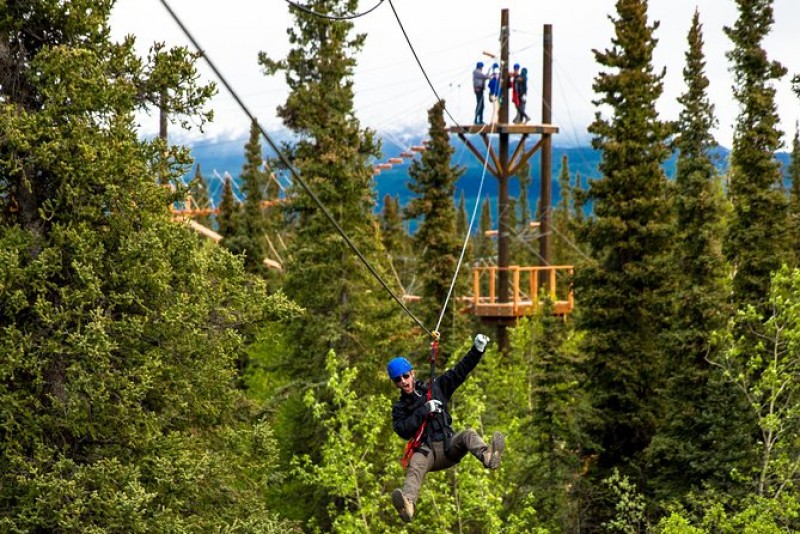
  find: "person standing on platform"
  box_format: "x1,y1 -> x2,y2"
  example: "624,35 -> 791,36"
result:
509,63 -> 521,122
513,67 -> 530,124
487,63 -> 501,124
472,61 -> 489,125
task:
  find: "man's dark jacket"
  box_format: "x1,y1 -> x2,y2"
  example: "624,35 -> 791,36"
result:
391,345 -> 484,445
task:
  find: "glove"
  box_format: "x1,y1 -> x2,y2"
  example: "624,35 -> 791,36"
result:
521,95 -> 526,102
474,334 -> 490,352
425,399 -> 443,414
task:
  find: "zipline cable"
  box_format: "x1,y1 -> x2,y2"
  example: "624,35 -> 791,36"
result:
285,0 -> 385,21
158,0 -> 436,339
388,0 -> 507,336
386,0 -> 462,129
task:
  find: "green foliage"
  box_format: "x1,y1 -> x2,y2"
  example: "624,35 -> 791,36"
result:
647,9 -> 736,502
654,491 -> 800,533
723,0 -> 789,311
656,513 -> 705,534
551,155 -> 582,266
258,0 -> 410,526
218,175 -> 239,237
503,494 -> 549,534
495,309 -> 589,532
293,351 -> 396,533
712,266 -> 800,498
224,119 -> 269,276
259,0 -> 405,378
380,194 -> 414,292
788,123 -> 800,264
189,164 -> 212,228
475,198 -> 495,263
0,3 -> 298,529
602,469 -> 648,533
380,194 -> 407,257
576,0 -> 676,494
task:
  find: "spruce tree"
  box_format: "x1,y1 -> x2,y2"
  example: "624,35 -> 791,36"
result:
260,0 -> 403,375
572,171 -> 585,224
217,174 -> 238,237
647,9 -> 736,500
475,197 -> 495,263
0,3 -> 294,530
518,163 -> 532,230
225,119 -> 268,275
455,191 -> 475,279
259,1 -> 407,526
575,0 -> 675,491
552,154 -> 577,266
456,191 -> 469,242
507,197 -> 520,265
380,194 -> 412,289
723,0 -> 788,311
189,164 -> 212,228
380,194 -> 405,259
505,310 -> 588,533
515,161 -> 535,266
788,123 -> 800,263
404,99 -> 464,342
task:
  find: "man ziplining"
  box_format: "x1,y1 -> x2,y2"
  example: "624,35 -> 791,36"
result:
387,333 -> 505,523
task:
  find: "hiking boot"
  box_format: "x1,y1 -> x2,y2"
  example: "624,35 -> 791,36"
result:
486,432 -> 505,469
391,489 -> 414,523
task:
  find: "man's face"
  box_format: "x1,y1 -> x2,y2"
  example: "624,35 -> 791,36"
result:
393,370 -> 415,394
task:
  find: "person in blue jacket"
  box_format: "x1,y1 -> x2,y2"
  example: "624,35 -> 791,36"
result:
487,63 -> 502,124
472,61 -> 489,124
387,334 -> 505,523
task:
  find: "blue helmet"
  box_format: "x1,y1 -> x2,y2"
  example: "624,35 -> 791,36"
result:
387,357 -> 413,380
513,63 -> 520,70
477,61 -> 484,68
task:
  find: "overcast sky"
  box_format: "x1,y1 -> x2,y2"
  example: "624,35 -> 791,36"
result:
110,0 -> 800,152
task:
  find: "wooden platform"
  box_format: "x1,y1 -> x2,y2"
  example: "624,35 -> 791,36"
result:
467,265 -> 574,319
448,123 -> 560,135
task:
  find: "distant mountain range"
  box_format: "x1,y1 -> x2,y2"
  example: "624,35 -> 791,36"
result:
184,132 -> 791,217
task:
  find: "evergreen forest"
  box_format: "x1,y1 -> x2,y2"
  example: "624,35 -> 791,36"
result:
5,0 -> 800,532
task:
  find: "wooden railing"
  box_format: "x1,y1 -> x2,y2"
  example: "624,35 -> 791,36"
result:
470,265 -> 574,317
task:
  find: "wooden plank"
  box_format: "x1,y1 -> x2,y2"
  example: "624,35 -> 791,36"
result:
447,123 -> 559,135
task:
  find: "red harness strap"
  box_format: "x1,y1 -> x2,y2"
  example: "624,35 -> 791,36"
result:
401,387 -> 431,468
400,338 -> 439,468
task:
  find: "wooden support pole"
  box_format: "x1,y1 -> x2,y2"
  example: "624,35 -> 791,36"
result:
539,24 -> 553,283
497,8 -> 510,352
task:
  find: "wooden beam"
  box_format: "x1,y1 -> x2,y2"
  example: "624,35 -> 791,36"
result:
508,134 -> 529,173
509,137 -> 544,176
457,133 -> 499,177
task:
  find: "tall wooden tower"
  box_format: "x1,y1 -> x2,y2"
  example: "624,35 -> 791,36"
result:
448,11 -> 572,352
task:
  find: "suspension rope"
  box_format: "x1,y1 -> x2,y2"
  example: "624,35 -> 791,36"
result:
434,120 -> 496,334
158,0 -> 436,339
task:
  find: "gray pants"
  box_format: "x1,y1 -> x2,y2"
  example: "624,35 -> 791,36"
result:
401,429 -> 489,505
